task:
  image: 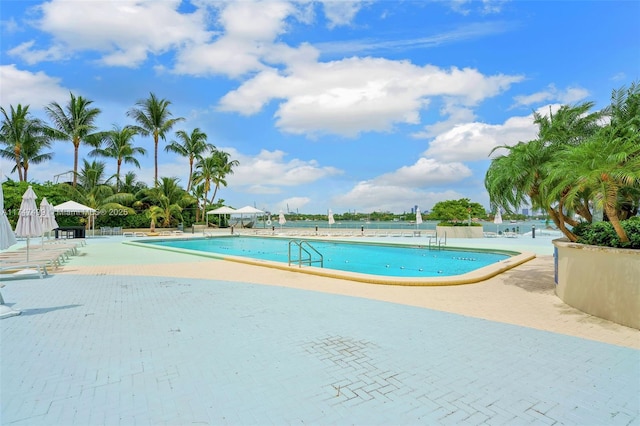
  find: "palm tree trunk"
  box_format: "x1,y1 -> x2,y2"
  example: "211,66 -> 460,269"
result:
154,132 -> 159,187
604,203 -> 629,242
548,207 -> 578,241
73,139 -> 80,187
116,159 -> 122,192
187,158 -> 193,192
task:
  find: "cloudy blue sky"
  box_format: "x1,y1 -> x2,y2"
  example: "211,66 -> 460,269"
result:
1,0 -> 638,214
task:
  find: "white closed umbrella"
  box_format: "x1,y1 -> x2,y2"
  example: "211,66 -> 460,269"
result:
0,180 -> 17,250
1,179 -> 21,319
494,208 -> 503,234
328,209 -> 335,228
278,210 -> 286,229
39,197 -> 59,243
416,207 -> 423,229
14,186 -> 43,261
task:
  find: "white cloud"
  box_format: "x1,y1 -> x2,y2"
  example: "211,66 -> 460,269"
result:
332,180 -> 466,213
10,0 -> 210,67
512,84 -> 589,108
330,156 -> 472,213
375,158 -> 472,186
0,65 -> 69,110
276,196 -> 310,213
224,148 -> 343,192
219,58 -> 523,137
413,103 -> 476,139
424,114 -> 538,162
320,0 -> 365,28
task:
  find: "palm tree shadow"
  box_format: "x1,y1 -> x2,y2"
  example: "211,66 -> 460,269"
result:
502,256 -> 556,294
19,304 -> 82,316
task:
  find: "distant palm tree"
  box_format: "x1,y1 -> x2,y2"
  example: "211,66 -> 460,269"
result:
209,150 -> 239,205
192,150 -> 239,222
127,93 -> 184,186
89,125 -> 147,192
45,92 -> 102,187
165,128 -> 213,191
0,104 -> 50,182
119,171 -> 147,195
192,156 -> 216,218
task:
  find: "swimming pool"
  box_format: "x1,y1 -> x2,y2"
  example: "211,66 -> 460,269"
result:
132,236 -> 533,285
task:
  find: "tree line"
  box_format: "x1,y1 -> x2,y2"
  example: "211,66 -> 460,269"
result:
1,92 -> 240,228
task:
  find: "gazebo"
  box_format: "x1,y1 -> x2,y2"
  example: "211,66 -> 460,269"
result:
53,201 -> 98,237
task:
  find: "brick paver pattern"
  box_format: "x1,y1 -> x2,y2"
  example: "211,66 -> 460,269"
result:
1,274 -> 639,425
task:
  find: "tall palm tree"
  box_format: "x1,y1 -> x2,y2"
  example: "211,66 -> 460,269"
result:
0,104 -> 49,182
127,93 -> 184,186
17,133 -> 54,182
45,92 -> 102,187
191,156 -> 216,218
89,125 -> 147,192
209,150 -> 239,205
165,128 -> 213,191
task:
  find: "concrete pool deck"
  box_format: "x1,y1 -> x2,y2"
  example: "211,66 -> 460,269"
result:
1,232 -> 639,425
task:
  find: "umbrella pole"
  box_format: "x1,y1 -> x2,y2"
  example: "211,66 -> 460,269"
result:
26,236 -> 30,262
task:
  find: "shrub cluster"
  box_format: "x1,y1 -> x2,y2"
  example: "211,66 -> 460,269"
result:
573,217 -> 640,249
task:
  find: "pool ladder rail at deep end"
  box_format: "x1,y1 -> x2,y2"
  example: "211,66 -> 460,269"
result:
288,240 -> 324,268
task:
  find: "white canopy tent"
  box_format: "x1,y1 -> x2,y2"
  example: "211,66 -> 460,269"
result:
232,206 -> 264,228
206,206 -> 237,228
53,201 -> 98,237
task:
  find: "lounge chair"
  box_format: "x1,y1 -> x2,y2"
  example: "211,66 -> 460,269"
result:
0,263 -> 48,280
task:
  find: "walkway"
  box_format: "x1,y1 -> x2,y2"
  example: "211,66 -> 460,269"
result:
1,234 -> 638,425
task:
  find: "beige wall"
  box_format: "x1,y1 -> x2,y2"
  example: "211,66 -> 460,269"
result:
554,239 -> 640,329
436,226 -> 484,239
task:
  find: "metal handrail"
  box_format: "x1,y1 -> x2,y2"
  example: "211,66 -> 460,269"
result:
288,240 -> 324,268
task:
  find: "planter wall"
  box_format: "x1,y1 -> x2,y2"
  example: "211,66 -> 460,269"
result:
435,226 -> 484,239
553,239 -> 640,329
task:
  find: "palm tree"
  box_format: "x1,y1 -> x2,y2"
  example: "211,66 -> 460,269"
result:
137,177 -> 192,227
209,150 -> 239,205
486,102 -> 603,240
17,133 -> 54,182
127,93 -> 184,186
546,133 -> 640,242
119,171 -> 147,195
192,156 -> 216,218
545,83 -> 640,243
45,92 -> 102,187
89,125 -> 147,192
58,160 -> 135,230
0,104 -> 50,182
165,128 -> 213,191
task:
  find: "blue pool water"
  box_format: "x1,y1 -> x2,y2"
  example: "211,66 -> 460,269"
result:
144,237 -> 511,278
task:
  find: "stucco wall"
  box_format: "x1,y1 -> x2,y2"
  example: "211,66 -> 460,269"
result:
436,226 -> 484,239
553,239 -> 640,329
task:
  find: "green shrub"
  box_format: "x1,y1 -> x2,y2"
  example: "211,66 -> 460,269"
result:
437,221 -> 482,227
574,218 -> 640,249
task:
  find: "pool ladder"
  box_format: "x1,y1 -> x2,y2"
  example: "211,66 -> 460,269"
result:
428,232 -> 447,250
288,240 -> 324,268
